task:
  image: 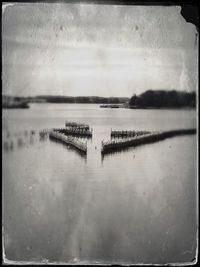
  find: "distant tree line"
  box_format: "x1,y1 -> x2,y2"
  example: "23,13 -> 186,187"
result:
3,95 -> 129,105
31,95 -> 129,104
129,90 -> 196,108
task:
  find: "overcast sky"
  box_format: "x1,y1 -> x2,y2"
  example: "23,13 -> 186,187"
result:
2,2 -> 198,97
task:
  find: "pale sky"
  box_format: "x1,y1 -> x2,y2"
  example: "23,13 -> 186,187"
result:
2,2 -> 198,97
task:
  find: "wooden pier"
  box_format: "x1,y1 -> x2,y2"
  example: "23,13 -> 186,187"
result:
49,131 -> 87,153
111,130 -> 151,138
53,127 -> 92,137
102,128 -> 196,154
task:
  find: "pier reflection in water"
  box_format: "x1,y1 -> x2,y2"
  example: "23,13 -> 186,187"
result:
2,130 -> 49,152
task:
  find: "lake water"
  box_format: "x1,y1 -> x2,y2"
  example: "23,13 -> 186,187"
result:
2,104 -> 197,264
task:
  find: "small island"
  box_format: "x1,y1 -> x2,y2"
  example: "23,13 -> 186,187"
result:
2,95 -> 29,109
100,104 -> 121,108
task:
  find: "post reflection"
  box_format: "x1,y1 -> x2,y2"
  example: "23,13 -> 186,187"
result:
101,145 -> 137,164
3,129 -> 50,152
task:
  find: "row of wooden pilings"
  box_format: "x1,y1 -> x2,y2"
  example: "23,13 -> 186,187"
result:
53,127 -> 92,137
111,130 -> 151,138
102,128 -> 196,154
65,121 -> 89,130
49,131 -> 87,154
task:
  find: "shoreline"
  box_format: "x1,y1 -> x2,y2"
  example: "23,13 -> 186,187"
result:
2,102 -> 196,111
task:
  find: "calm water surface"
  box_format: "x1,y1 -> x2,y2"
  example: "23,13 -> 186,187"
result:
2,104 -> 197,264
